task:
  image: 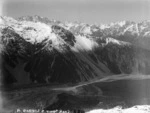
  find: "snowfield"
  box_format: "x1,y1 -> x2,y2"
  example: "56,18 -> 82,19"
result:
87,105 -> 150,113
7,105 -> 150,113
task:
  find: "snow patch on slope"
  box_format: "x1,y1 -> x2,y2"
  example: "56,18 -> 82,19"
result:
106,37 -> 130,45
73,35 -> 98,51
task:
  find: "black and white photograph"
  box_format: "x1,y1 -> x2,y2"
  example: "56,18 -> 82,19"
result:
0,0 -> 150,112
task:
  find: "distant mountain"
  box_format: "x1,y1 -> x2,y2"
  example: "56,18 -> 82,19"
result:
0,16 -> 150,86
17,15 -> 61,25
61,20 -> 150,50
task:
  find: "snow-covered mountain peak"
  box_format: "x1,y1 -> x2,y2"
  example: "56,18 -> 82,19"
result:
117,21 -> 126,27
1,16 -> 53,44
1,16 -> 77,54
109,21 -> 126,27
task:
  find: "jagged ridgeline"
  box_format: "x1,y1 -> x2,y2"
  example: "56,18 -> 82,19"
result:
0,16 -> 150,86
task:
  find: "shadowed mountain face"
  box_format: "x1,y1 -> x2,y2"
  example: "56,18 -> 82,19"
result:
0,16 -> 150,87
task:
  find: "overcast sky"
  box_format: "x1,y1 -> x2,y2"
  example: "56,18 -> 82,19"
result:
2,0 -> 150,24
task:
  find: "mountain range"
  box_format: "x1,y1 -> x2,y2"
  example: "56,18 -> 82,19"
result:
0,15 -> 150,86
1,15 -> 150,111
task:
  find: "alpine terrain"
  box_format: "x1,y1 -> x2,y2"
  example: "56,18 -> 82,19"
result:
0,16 -> 150,112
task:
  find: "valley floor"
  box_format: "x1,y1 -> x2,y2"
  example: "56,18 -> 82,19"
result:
2,74 -> 150,112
